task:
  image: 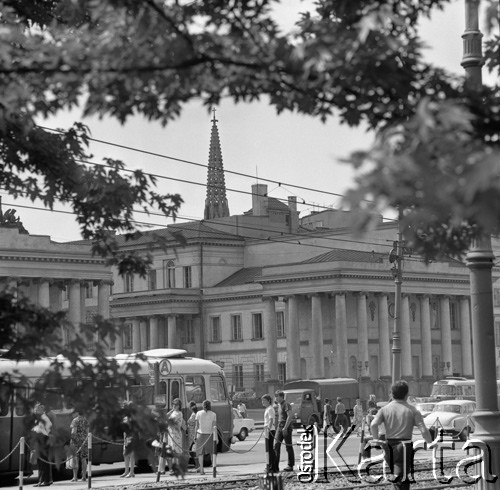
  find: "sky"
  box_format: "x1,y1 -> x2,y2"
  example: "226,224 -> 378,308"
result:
3,0 -> 493,243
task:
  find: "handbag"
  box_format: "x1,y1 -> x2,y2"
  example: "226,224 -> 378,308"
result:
29,449 -> 37,465
65,457 -> 74,470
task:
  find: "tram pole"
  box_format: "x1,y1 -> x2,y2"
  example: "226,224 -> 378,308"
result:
18,436 -> 24,490
462,1 -> 500,488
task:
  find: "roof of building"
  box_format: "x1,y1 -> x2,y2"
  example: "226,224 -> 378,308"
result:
302,248 -> 386,264
70,221 -> 244,247
215,267 -> 263,287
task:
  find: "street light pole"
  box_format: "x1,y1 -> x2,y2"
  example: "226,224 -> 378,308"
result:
391,208 -> 403,383
462,1 -> 500,488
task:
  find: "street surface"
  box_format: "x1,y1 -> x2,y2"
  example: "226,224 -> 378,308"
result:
2,412 -> 472,489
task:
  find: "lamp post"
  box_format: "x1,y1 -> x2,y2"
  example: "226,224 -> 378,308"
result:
462,1 -> 500,488
390,208 -> 404,383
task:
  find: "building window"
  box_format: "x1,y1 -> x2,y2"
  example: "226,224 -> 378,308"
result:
123,323 -> 133,349
164,260 -> 175,288
255,363 -> 265,383
495,321 -> 500,347
278,363 -> 287,384
183,319 -> 195,344
183,266 -> 192,288
368,301 -> 376,322
63,285 -> 69,301
124,274 -> 134,293
210,316 -> 221,342
450,302 -> 458,330
252,313 -> 263,339
85,282 -> 93,299
231,315 -> 242,341
233,364 -> 244,389
431,302 -> 439,329
276,311 -> 285,338
148,269 -> 157,290
495,288 -> 500,307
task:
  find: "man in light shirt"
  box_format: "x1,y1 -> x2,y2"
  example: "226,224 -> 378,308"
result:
194,400 -> 218,475
261,394 -> 277,473
371,381 -> 432,490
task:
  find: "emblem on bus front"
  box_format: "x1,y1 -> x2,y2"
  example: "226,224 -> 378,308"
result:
159,359 -> 172,375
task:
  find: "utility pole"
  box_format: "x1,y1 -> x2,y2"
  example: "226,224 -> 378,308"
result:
389,208 -> 403,383
461,1 -> 500,488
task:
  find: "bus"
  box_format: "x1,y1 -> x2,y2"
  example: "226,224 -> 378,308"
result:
430,377 -> 500,404
0,348 -> 232,480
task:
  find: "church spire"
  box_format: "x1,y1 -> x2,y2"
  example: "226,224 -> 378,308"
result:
204,109 -> 230,220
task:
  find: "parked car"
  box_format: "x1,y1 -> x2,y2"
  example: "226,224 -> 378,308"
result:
416,402 -> 436,418
424,400 -> 476,441
232,408 -> 255,441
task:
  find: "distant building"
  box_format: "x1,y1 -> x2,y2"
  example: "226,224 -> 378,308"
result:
107,115 -> 500,399
0,204 -> 112,349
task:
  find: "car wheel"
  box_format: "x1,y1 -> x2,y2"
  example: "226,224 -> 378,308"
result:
238,428 -> 248,441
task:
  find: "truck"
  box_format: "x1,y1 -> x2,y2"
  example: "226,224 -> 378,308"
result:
282,378 -> 359,429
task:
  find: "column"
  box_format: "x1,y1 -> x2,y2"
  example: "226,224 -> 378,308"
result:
68,280 -> 81,329
335,292 -> 348,377
149,316 -> 159,349
401,294 -> 413,378
357,293 -> 369,378
420,295 -> 433,379
286,296 -> 301,381
459,296 -> 473,377
310,294 -> 324,379
440,296 -> 453,376
37,279 -> 50,308
97,281 -> 111,319
115,319 -> 124,354
140,318 -> 148,351
131,318 -> 140,353
377,294 -> 391,379
264,297 -> 279,380
193,316 -> 202,358
80,282 -> 88,325
167,315 -> 177,349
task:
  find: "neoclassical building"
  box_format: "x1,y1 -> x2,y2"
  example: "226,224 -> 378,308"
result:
0,207 -> 112,345
106,116 -> 500,399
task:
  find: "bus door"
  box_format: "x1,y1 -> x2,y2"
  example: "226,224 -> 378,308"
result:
157,377 -> 183,410
208,374 -> 231,451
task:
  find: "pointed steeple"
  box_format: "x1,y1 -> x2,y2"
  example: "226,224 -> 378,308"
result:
204,109 -> 230,220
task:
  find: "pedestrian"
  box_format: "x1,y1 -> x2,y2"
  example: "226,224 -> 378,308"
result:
69,410 -> 89,482
334,397 -> 349,433
165,398 -> 186,476
368,394 -> 377,410
323,398 -> 333,434
237,401 -> 247,418
353,399 -> 364,437
187,401 -> 199,470
120,408 -> 136,478
273,390 -> 294,472
261,394 -> 277,473
370,380 -> 432,490
194,400 -> 218,475
31,402 -> 53,487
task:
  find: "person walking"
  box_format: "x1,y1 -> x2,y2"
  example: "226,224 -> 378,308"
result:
187,401 -> 199,470
273,390 -> 294,472
370,380 -> 432,490
237,401 -> 247,418
323,398 -> 333,435
165,398 -> 186,476
194,400 -> 218,475
353,399 -> 364,437
334,397 -> 349,433
69,411 -> 89,482
121,410 -> 136,478
31,403 -> 53,487
261,394 -> 277,473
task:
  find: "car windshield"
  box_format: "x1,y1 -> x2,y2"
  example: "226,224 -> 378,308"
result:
417,404 -> 435,411
433,404 -> 462,414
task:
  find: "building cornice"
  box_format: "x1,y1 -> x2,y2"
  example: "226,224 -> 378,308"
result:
0,253 -> 106,265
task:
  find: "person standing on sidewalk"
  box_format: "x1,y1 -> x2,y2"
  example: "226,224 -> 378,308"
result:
273,390 -> 294,472
370,380 -> 432,490
261,394 -> 277,473
334,397 -> 349,433
32,402 -> 53,487
194,400 -> 218,475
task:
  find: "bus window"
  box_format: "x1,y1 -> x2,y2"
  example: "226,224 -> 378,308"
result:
129,385 -> 154,405
170,380 -> 180,404
0,384 -> 11,416
155,381 -> 167,407
15,388 -> 28,416
185,376 -> 205,404
209,375 -> 228,402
